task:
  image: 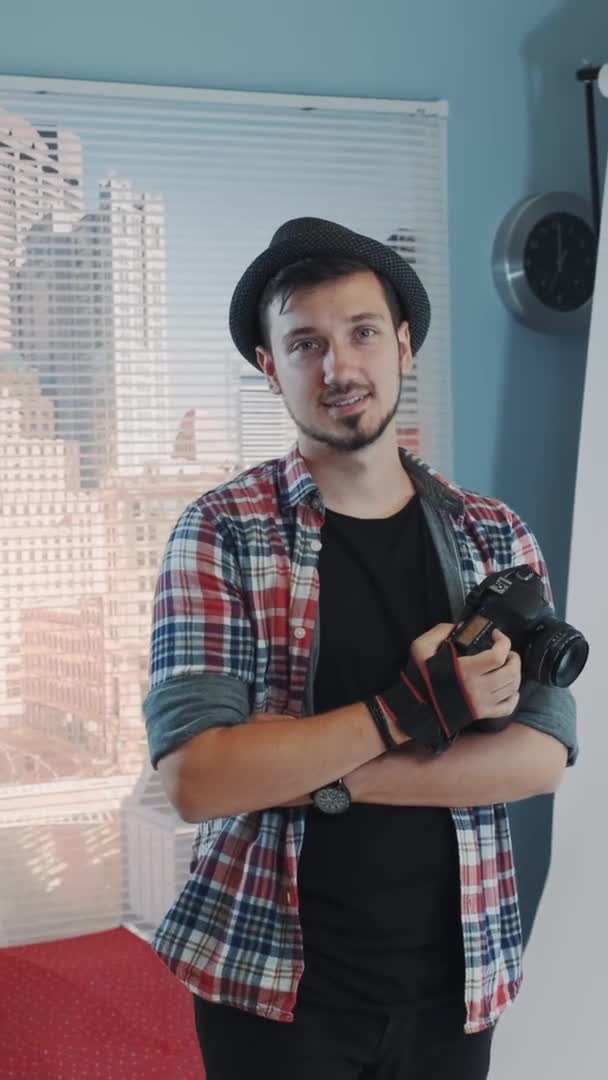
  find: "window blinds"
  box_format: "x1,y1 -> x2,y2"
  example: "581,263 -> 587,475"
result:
0,76 -> 451,944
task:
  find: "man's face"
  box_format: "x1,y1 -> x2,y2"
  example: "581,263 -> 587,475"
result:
255,270 -> 412,454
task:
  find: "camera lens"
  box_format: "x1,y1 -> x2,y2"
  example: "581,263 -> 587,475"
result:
551,636 -> 589,687
525,618 -> 589,687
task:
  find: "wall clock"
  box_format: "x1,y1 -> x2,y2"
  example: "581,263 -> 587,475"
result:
492,191 -> 597,333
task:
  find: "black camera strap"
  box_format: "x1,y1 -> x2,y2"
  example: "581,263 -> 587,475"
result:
423,640 -> 478,737
369,640 -> 477,753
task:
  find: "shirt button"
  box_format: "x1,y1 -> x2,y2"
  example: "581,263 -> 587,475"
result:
309,539 -> 322,553
311,496 -> 323,512
293,627 -> 306,640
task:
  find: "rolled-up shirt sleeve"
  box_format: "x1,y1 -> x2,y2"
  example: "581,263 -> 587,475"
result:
514,681 -> 578,766
508,507 -> 579,766
143,502 -> 254,768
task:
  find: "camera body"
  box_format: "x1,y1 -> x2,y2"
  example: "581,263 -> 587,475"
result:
451,564 -> 589,690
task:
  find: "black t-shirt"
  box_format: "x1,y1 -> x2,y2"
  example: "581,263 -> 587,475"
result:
296,496 -> 465,1014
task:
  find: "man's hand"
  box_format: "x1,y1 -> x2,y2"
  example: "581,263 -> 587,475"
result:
411,623 -> 521,721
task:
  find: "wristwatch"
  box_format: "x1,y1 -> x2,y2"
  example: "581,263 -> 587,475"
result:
311,779 -> 352,815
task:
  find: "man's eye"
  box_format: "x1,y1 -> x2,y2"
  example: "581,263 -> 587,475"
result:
356,327 -> 377,339
292,340 -> 319,353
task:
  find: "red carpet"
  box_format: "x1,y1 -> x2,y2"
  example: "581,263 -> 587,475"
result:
0,927 -> 204,1079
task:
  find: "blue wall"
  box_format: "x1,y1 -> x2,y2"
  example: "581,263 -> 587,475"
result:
3,0 -> 606,608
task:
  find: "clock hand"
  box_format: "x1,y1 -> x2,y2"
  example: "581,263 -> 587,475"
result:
548,269 -> 561,296
556,223 -> 563,262
555,223 -> 568,272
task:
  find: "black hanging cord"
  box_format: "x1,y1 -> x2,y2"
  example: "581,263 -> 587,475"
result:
576,64 -> 602,238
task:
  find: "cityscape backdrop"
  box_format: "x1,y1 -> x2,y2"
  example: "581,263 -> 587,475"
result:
0,82 -> 451,944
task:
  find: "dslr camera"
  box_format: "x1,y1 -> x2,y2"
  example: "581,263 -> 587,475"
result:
451,564 -> 589,689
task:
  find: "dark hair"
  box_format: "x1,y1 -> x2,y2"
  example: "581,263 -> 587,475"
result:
257,256 -> 404,350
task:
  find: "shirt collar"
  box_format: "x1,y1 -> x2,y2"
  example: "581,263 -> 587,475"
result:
277,444 -> 320,510
277,443 -> 464,517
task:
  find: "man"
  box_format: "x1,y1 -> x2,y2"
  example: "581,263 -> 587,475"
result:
144,217 -> 577,1079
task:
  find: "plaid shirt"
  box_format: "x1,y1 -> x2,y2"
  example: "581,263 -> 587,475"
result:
144,445 -> 576,1034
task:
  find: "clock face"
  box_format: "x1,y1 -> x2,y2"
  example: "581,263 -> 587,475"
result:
524,212 -> 597,312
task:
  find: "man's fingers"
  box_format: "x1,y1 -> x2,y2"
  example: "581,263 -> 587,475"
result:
490,678 -> 520,701
460,631 -> 513,675
411,623 -> 455,662
487,653 -> 521,697
421,623 -> 455,647
485,692 -> 520,719
489,629 -> 513,664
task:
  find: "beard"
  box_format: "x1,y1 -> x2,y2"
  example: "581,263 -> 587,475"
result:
282,375 -> 402,453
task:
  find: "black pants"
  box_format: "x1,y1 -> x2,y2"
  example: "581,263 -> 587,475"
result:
193,996 -> 494,1080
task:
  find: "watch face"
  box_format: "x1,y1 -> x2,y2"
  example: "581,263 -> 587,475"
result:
524,212 -> 596,312
313,782 -> 350,814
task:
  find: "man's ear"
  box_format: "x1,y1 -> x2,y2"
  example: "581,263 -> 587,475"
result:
397,321 -> 413,376
256,347 -> 282,395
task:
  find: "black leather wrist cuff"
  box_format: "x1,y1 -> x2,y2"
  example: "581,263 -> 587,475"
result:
374,642 -> 477,753
366,697 -> 401,752
376,681 -> 446,753
421,639 -> 477,736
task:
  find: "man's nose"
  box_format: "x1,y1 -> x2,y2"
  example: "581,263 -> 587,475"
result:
323,342 -> 357,384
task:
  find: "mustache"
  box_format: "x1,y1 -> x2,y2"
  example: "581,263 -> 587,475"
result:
320,385 -> 372,405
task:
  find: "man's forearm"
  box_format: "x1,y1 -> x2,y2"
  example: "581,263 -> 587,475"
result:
344,722 -> 567,807
159,702 -> 411,821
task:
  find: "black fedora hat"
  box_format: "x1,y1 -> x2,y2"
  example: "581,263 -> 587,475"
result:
229,217 -> 431,369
